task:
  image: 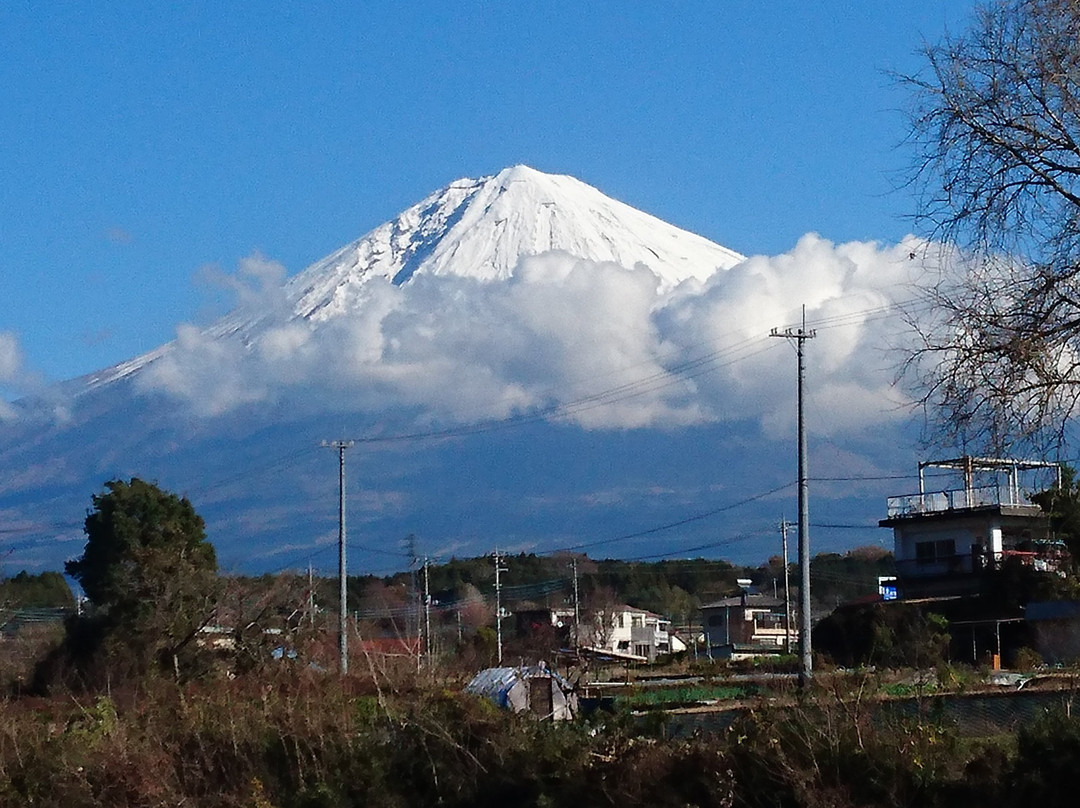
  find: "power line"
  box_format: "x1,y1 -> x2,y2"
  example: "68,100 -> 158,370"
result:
255,479 -> 801,578
554,481 -> 796,553
347,338 -> 782,446
185,444 -> 321,501
348,541 -> 410,559
4,298 -> 928,576
618,530 -> 774,563
344,295 -> 919,450
0,520 -> 82,535
809,473 -> 912,482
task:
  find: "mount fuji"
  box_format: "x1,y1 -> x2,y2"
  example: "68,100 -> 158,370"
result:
0,166 -> 922,574
84,165 -> 745,393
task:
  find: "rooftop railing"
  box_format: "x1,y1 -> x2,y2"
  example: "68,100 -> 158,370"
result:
886,485 -> 1037,518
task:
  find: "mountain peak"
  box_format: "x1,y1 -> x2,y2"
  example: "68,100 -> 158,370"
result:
494,163 -> 547,184
287,166 -> 745,323
82,167 -> 746,389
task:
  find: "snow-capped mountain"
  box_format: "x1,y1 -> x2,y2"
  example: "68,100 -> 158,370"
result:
1,166 -> 921,574
288,164 -> 744,316
81,166 -> 745,392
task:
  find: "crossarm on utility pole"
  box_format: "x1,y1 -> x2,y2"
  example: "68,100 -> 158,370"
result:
770,306 -> 815,687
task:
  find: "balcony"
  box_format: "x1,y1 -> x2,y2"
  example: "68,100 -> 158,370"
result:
753,613 -> 788,632
896,545 -> 1069,579
886,485 -> 1036,518
895,553 -> 975,578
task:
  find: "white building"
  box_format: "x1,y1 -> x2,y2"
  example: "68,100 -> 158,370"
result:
585,604 -> 686,662
880,457 -> 1065,599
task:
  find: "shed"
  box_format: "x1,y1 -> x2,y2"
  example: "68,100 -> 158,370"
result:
465,665 -> 577,721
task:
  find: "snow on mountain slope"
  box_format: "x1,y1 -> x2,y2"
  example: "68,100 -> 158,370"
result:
0,167 -> 937,573
79,166 -> 745,392
287,164 -> 745,322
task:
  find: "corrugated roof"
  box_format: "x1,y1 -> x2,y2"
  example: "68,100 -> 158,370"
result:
464,665 -> 572,708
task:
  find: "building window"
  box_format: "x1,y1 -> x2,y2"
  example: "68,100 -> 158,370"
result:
915,539 -> 956,564
756,613 -> 785,630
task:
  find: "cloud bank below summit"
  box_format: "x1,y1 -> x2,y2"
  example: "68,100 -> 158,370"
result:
133,233 -> 930,436
0,331 -> 48,421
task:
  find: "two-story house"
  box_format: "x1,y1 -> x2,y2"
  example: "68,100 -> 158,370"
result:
700,591 -> 797,659
880,456 -> 1065,599
588,604 -> 685,662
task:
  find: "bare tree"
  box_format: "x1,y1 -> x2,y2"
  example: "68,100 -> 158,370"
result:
581,585 -> 620,650
903,0 -> 1080,451
215,573 -> 313,673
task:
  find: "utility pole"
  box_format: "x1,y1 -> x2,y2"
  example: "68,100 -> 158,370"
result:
780,519 -> 793,655
307,563 -> 316,629
771,306 -> 816,687
493,550 -> 508,665
405,535 -> 420,672
322,439 -> 354,676
570,556 -> 581,650
423,557 -> 432,668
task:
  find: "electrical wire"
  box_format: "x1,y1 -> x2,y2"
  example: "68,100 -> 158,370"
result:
553,480 -> 796,553
5,296 -> 929,573
617,528 -> 775,563
347,338 -> 783,446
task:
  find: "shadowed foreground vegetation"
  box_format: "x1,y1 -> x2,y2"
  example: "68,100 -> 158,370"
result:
2,667 -> 1079,808
4,478 -> 1077,805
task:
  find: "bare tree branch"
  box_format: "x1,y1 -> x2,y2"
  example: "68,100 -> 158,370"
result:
902,0 -> 1080,453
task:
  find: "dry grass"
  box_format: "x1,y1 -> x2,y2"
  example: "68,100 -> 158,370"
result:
0,637 -> 1078,807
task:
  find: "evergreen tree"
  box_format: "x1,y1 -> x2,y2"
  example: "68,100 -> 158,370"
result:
55,478 -> 219,683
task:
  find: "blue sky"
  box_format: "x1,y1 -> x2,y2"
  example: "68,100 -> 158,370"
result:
0,2 -> 978,387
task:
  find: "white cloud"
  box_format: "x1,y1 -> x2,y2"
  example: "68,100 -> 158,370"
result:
0,331 -> 23,382
138,324 -> 269,416
193,253 -> 291,322
133,237 -> 934,435
662,233 -> 926,437
0,331 -> 34,420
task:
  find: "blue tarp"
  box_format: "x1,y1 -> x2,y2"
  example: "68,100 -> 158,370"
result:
465,664 -> 576,714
